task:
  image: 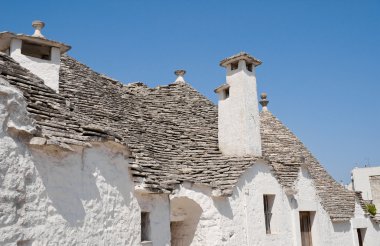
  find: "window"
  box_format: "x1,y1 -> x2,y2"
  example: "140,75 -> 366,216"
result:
223,87 -> 230,100
263,195 -> 274,234
21,41 -> 51,60
141,212 -> 151,242
246,63 -> 253,72
357,228 -> 366,246
231,61 -> 239,70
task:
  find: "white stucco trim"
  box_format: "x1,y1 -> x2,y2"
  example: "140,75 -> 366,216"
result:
9,38 -> 61,92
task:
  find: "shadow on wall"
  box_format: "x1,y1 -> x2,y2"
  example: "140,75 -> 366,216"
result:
32,146 -> 134,227
213,197 -> 233,219
231,161 -> 268,199
371,220 -> 380,231
170,197 -> 203,246
332,222 -> 351,233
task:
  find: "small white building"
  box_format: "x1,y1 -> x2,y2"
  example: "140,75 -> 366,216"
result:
0,21 -> 379,246
350,167 -> 380,218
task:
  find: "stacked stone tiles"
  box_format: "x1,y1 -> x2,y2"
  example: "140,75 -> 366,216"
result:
0,53 -> 123,150
1,52 -> 357,220
59,55 -> 257,195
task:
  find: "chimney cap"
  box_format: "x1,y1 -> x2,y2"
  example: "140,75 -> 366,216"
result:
32,20 -> 46,38
260,92 -> 269,111
32,20 -> 45,28
220,52 -> 262,67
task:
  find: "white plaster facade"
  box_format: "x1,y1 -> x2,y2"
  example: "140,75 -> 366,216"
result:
9,38 -> 61,92
351,166 -> 380,201
169,162 -> 380,246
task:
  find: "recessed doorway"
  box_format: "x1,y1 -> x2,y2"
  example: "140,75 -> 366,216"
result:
170,197 -> 203,246
299,211 -> 313,246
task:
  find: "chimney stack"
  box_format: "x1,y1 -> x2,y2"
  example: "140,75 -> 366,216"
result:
215,52 -> 262,156
0,21 -> 71,92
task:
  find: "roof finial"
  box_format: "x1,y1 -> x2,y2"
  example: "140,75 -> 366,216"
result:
174,69 -> 186,83
259,92 -> 269,111
32,20 -> 45,38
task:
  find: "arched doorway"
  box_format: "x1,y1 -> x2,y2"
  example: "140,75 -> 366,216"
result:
170,197 -> 203,246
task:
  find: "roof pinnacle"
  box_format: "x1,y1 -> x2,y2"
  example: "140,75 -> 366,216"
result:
259,92 -> 269,111
174,69 -> 186,83
32,20 -> 45,38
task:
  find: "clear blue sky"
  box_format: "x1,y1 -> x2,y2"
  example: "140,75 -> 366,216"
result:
2,1 -> 379,183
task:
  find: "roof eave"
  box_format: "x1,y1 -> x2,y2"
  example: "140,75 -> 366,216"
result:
0,31 -> 71,54
219,52 -> 262,67
214,83 -> 230,93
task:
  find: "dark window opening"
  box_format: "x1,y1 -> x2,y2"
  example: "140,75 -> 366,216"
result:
263,195 -> 274,234
357,228 -> 366,246
1,48 -> 10,55
21,41 -> 51,60
231,61 -> 239,70
246,63 -> 253,72
141,212 -> 151,242
17,240 -> 33,246
224,87 -> 230,99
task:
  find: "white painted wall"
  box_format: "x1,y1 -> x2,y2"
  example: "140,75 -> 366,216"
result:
24,145 -> 142,245
294,167 -> 354,246
351,166 -> 380,201
0,79 -> 171,245
171,161 -> 294,246
217,59 -> 261,156
351,199 -> 380,246
136,193 -> 171,246
172,163 -> 380,246
9,38 -> 61,92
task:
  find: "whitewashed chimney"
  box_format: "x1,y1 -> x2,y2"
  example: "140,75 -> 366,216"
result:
215,52 -> 262,156
0,21 -> 71,92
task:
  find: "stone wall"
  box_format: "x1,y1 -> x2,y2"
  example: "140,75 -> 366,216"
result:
370,175 -> 380,212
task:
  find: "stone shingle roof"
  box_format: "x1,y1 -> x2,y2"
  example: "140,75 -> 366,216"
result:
59,55 -> 258,195
0,52 -> 357,220
260,111 -> 355,221
0,53 -> 122,151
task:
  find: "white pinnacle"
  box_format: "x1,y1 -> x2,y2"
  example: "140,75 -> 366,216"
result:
32,20 -> 45,38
